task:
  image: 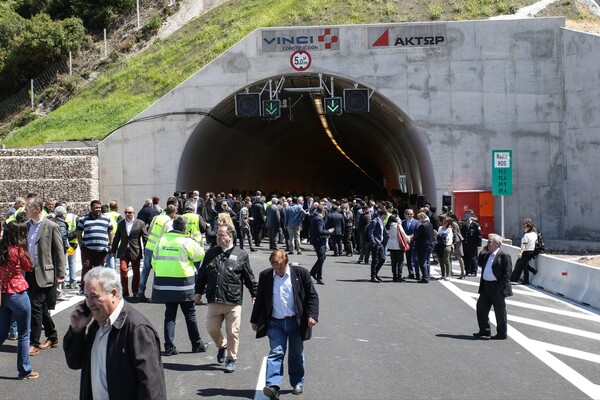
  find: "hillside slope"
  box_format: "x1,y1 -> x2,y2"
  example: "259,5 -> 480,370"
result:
2,0 -> 599,148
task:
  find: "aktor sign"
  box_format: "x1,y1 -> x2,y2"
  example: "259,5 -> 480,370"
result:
369,24 -> 447,48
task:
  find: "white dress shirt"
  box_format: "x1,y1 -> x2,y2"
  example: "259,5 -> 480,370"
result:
272,265 -> 295,319
482,250 -> 499,282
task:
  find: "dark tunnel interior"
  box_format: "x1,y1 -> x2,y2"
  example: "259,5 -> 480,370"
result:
177,74 -> 435,200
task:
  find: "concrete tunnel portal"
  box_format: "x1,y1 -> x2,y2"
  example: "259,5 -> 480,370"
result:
177,73 -> 436,200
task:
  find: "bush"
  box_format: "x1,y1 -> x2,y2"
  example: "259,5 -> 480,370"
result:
429,4 -> 443,20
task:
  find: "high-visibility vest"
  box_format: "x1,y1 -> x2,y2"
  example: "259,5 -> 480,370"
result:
182,212 -> 203,245
152,232 -> 204,278
146,214 -> 172,252
65,212 -> 78,244
104,211 -> 121,229
4,206 -> 25,225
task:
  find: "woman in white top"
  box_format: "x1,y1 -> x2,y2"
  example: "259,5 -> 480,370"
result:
436,217 -> 454,280
510,219 -> 538,284
386,215 -> 410,282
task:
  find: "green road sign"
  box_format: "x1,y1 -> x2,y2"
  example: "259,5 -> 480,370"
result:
324,97 -> 342,115
492,150 -> 512,196
262,99 -> 281,119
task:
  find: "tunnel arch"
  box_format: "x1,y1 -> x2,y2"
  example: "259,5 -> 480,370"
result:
177,73 -> 435,201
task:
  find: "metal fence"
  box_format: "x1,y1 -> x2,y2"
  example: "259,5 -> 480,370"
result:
0,0 -> 168,123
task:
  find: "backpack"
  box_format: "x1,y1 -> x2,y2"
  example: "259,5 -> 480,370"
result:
533,229 -> 545,255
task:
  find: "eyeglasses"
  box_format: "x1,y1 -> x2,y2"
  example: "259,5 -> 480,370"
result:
125,211 -> 134,214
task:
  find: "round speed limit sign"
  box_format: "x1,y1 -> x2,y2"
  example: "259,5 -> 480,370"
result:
290,50 -> 312,71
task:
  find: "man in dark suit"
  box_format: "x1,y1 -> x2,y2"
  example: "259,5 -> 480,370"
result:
251,250 -> 319,400
137,198 -> 157,228
413,212 -> 434,283
111,206 -> 148,297
309,205 -> 333,285
325,204 -> 344,256
474,234 -> 513,340
367,208 -> 389,282
25,196 -> 66,355
402,209 -> 419,279
461,216 -> 482,276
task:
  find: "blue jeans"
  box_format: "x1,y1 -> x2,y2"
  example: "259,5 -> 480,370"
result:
266,318 -> 305,388
0,292 -> 33,377
163,301 -> 201,350
138,248 -> 153,295
66,252 -> 78,285
105,253 -> 117,270
417,248 -> 432,282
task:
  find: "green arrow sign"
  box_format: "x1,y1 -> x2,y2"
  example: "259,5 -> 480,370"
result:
262,100 -> 281,118
324,97 -> 342,115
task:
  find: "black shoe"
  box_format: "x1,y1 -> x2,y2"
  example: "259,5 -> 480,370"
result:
192,342 -> 209,353
356,259 -> 363,264
135,293 -> 149,302
292,385 -> 303,395
316,279 -> 325,285
408,274 -> 415,279
250,248 -> 257,252
473,331 -> 491,340
491,334 -> 507,340
375,276 -> 383,282
217,346 -> 227,363
417,279 -> 429,283
398,278 -> 406,282
263,385 -> 280,400
164,347 -> 179,356
370,278 -> 380,283
392,277 -> 398,282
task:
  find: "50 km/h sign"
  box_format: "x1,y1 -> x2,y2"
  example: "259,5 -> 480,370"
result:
492,150 -> 513,196
290,50 -> 311,71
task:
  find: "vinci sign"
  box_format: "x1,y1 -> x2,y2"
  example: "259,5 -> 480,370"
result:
261,28 -> 340,52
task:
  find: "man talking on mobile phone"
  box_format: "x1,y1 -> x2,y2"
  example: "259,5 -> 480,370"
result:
63,267 -> 166,400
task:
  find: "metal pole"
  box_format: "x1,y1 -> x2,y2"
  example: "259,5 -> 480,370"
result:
31,79 -> 34,110
104,29 -> 108,58
69,51 -> 73,76
501,195 -> 505,238
136,0 -> 140,29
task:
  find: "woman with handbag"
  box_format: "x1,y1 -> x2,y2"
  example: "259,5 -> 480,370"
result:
0,221 -> 38,379
386,215 -> 411,282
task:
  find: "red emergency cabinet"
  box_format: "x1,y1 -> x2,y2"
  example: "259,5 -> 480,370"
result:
453,190 -> 494,237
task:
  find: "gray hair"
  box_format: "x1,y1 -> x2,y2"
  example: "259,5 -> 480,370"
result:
172,215 -> 187,232
488,234 -> 503,247
54,206 -> 67,217
84,267 -> 122,298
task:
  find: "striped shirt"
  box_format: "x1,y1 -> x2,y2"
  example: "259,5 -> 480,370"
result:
78,213 -> 113,252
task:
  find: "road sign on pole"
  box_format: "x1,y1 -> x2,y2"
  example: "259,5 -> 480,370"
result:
262,99 -> 281,119
492,150 -> 512,196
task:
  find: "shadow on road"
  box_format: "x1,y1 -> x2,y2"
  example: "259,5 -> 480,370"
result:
196,388 -> 256,398
163,362 -> 223,372
435,333 -> 479,341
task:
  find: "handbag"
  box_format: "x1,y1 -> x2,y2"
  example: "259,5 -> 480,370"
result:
397,225 -> 410,252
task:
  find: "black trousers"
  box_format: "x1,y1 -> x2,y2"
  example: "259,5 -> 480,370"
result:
476,280 -> 508,336
27,276 -> 58,346
511,251 -> 536,283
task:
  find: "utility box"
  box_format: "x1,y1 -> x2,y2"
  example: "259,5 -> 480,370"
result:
453,190 -> 494,237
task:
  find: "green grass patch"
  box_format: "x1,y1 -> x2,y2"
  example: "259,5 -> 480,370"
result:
1,0 -> 594,147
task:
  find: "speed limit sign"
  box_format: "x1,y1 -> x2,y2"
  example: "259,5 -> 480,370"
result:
290,50 -> 312,71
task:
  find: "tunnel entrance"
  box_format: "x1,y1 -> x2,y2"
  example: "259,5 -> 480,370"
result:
177,73 -> 435,201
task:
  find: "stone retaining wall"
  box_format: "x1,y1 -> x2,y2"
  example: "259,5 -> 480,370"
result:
0,147 -> 99,219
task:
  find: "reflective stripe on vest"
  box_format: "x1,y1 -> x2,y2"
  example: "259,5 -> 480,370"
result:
146,215 -> 172,252
66,213 -> 78,244
152,232 -> 204,278
5,206 -> 25,225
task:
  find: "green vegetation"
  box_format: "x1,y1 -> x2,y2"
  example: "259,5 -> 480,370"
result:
2,0 -> 596,147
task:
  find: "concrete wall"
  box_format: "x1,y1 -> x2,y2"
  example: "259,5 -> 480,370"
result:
98,18 -> 600,243
0,147 -> 98,218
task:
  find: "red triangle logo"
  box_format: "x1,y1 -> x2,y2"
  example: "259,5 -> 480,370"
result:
373,29 -> 389,47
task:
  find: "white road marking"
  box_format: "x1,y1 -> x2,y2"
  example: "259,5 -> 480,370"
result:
441,279 -> 600,399
528,339 -> 600,364
253,356 -> 269,400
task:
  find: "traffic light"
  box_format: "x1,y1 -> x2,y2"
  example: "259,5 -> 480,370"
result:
262,99 -> 281,119
324,97 -> 342,115
235,93 -> 261,117
343,89 -> 370,113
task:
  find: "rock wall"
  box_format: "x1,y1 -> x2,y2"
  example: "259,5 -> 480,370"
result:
0,147 -> 98,219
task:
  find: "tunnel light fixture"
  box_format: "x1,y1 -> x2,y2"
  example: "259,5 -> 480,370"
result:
311,96 -> 371,179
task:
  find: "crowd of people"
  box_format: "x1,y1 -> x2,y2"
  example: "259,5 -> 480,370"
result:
0,188 -> 538,396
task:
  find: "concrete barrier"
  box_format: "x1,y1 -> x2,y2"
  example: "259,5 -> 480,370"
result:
494,241 -> 600,310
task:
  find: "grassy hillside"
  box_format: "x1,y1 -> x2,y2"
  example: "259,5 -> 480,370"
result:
1,0 -> 596,147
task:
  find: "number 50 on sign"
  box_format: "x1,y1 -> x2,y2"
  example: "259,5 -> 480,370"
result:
492,150 -> 512,196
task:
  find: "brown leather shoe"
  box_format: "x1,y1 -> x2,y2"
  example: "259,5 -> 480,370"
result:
29,346 -> 39,356
38,338 -> 59,350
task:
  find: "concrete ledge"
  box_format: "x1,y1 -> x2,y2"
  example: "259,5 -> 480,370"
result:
498,241 -> 600,310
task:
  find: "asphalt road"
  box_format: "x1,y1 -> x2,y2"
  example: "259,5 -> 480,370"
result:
1,245 -> 599,399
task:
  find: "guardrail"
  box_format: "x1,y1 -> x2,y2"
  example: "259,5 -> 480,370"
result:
496,241 -> 600,310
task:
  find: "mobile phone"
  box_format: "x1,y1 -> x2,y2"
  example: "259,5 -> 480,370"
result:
80,301 -> 91,317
